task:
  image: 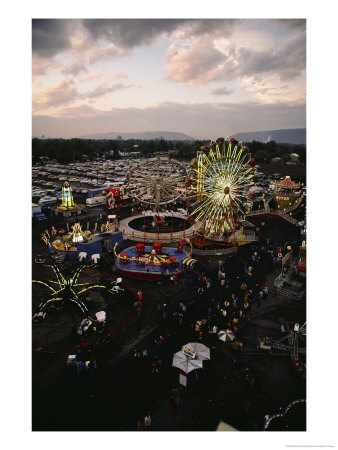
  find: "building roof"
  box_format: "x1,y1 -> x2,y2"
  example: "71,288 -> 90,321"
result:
274,176 -> 300,189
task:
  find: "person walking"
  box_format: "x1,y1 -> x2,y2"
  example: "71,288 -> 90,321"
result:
144,413 -> 151,430
169,394 -> 176,415
137,418 -> 143,431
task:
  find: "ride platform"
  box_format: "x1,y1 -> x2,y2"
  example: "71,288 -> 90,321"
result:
115,245 -> 196,280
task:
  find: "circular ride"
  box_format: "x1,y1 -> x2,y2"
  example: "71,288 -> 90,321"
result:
114,241 -> 197,280
190,137 -> 254,243
127,214 -> 189,234
119,211 -> 198,244
127,156 -> 187,212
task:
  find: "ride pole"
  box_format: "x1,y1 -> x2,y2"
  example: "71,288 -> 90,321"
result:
143,212 -> 145,244
171,212 -> 173,243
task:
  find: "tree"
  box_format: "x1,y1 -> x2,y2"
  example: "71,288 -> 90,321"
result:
254,149 -> 268,163
282,153 -> 291,163
178,142 -> 193,157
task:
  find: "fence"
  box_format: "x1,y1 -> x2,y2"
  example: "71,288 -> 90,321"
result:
247,209 -> 298,225
191,247 -> 237,256
121,229 -> 196,243
277,286 -> 305,300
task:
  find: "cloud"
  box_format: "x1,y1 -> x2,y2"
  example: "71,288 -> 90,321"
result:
236,32 -> 306,81
33,100 -> 306,140
32,78 -> 79,112
211,87 -> 234,96
82,72 -> 108,82
165,31 -> 306,86
61,61 -> 88,76
165,41 -> 225,86
32,19 -> 75,57
82,19 -> 189,49
55,104 -> 109,118
32,19 -> 240,58
115,72 -> 129,81
89,43 -> 120,64
32,58 -> 64,79
82,82 -> 133,99
33,75 -> 135,113
276,19 -> 306,30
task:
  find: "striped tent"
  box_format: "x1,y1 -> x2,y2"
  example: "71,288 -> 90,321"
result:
182,257 -> 197,270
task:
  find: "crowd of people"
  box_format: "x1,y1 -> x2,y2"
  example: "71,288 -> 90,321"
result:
128,231 -> 303,430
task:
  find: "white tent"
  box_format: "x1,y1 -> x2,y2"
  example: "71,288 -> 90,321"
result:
215,420 -> 238,431
172,342 -> 210,374
183,342 -> 210,360
172,353 -> 203,373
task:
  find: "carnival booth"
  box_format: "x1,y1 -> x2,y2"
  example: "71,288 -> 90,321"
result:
172,342 -> 210,387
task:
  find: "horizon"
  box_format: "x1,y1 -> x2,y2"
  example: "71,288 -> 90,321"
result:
32,19 -> 306,139
32,126 -> 306,142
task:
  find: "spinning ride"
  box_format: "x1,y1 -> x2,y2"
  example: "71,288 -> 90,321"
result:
32,262 -> 117,322
191,138 -> 254,239
128,156 -> 187,212
51,181 -> 86,216
113,241 -> 196,280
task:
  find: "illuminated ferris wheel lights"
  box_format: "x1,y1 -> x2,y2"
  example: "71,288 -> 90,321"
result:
191,139 -> 253,236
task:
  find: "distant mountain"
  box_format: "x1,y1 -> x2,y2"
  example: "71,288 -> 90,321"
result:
78,130 -> 195,141
232,128 -> 306,145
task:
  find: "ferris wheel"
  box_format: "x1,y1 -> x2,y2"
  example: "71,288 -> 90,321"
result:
191,137 -> 254,237
127,156 -> 187,212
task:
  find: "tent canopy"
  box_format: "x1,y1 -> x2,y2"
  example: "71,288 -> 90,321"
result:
215,420 -> 238,431
172,342 -> 210,373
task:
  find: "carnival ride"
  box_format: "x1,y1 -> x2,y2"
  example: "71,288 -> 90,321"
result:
40,217 -> 122,263
189,137 -> 255,247
106,187 -> 123,210
257,322 -> 306,376
191,138 -> 254,237
32,262 -> 118,322
127,156 -> 187,212
274,247 -> 306,300
263,399 -> 306,431
119,211 -> 198,244
51,181 -> 86,216
113,241 -> 197,280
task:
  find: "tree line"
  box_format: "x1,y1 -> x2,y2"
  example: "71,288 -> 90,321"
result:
32,137 -> 306,165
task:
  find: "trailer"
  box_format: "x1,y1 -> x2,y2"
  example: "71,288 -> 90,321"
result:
86,196 -> 106,207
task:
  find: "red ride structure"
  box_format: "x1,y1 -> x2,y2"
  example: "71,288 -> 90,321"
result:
107,188 -> 123,210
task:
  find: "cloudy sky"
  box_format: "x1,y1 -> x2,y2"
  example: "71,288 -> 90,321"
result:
32,19 -> 306,139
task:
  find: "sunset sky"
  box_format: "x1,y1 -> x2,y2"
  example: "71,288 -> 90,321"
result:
32,19 -> 306,139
